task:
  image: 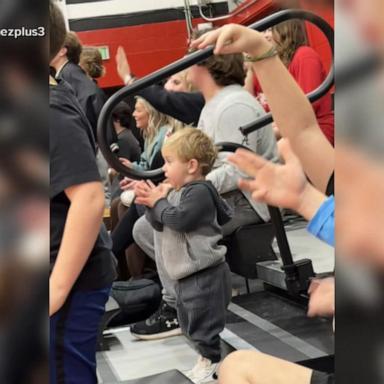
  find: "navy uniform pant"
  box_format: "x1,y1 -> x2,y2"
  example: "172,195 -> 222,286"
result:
50,287 -> 110,384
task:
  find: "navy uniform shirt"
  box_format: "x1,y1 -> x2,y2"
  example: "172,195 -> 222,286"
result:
50,78 -> 116,290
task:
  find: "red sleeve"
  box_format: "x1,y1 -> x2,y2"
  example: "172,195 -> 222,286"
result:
288,46 -> 325,94
253,75 -> 262,95
252,75 -> 270,112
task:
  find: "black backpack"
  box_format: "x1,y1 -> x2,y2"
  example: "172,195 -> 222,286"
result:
109,279 -> 162,327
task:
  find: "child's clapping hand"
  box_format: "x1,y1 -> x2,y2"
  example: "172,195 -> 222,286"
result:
135,180 -> 173,208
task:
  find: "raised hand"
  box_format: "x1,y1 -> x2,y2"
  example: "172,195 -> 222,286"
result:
115,46 -> 131,82
229,139 -> 306,208
228,139 -> 325,220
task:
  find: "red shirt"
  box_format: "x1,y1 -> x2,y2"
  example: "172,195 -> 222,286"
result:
253,46 -> 334,145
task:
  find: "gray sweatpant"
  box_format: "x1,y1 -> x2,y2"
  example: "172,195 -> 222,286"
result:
176,262 -> 232,362
133,216 -> 231,360
132,191 -> 262,307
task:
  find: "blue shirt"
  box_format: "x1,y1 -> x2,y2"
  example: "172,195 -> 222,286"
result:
307,196 -> 335,247
132,125 -> 169,171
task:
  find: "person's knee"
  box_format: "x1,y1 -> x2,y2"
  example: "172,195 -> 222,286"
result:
219,350 -> 273,384
219,350 -> 256,384
220,350 -> 313,384
220,350 -> 245,371
132,218 -> 146,247
132,217 -> 155,259
132,221 -> 140,242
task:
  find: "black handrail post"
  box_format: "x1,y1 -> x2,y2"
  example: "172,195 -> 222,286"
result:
268,206 -> 294,266
268,205 -> 315,295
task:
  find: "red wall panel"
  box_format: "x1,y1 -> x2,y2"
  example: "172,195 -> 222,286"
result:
77,1 -> 333,90
77,20 -> 191,89
300,1 -> 334,72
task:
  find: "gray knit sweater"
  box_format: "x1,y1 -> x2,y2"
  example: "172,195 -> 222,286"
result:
198,84 -> 279,222
146,180 -> 233,280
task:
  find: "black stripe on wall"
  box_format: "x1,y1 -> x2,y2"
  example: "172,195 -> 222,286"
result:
69,3 -> 229,32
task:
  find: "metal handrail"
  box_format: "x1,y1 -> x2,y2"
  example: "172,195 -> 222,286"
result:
97,9 -> 334,180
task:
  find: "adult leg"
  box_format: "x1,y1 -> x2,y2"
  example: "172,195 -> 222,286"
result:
222,191 -> 263,237
117,200 -> 128,220
111,203 -> 139,255
132,215 -> 155,260
110,197 -> 121,231
50,287 -> 110,384
126,243 -> 149,278
133,216 -> 177,308
219,350 -> 313,384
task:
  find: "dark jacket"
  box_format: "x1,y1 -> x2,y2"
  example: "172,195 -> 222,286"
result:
58,61 -> 106,139
138,85 -> 204,126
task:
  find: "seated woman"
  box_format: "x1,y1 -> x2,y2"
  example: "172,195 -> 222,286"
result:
118,96 -> 183,205
111,55 -> 197,280
245,20 -> 334,145
119,96 -> 172,171
111,96 -> 182,279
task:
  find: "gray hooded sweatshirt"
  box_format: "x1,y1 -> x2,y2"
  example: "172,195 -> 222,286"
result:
146,180 -> 233,280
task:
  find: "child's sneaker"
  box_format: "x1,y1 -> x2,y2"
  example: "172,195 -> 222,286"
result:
130,301 -> 181,340
185,356 -> 218,384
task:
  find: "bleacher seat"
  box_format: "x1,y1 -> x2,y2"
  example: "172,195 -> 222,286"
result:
223,222 -> 277,279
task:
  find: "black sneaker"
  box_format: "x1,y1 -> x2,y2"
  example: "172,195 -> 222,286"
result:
130,301 -> 182,340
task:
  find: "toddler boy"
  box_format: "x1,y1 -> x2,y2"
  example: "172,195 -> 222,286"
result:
135,128 -> 232,384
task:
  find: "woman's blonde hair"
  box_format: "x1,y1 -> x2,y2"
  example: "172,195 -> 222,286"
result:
135,96 -> 185,143
272,20 -> 308,66
173,70 -> 196,92
80,46 -> 105,79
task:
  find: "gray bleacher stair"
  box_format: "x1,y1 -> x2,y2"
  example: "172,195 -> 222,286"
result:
105,369 -> 193,384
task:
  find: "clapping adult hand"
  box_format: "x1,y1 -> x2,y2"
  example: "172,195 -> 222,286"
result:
228,139 -> 325,220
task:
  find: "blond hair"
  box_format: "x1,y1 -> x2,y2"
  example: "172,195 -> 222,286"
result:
173,70 -> 196,92
135,96 -> 185,144
135,96 -> 168,143
162,128 -> 217,176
